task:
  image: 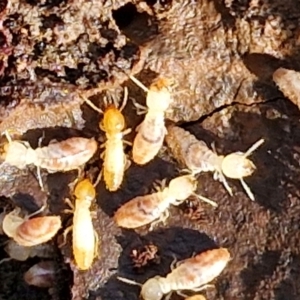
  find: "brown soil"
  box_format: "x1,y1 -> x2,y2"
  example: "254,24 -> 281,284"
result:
1,0 -> 300,300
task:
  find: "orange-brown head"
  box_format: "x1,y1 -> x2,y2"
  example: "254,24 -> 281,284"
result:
74,179 -> 96,202
101,106 -> 125,135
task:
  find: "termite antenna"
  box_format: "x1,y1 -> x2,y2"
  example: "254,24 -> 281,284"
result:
119,87 -> 129,112
117,276 -> 142,287
26,204 -> 47,220
129,75 -> 149,93
240,178 -> 255,201
193,193 -> 218,207
81,94 -> 104,114
244,138 -> 264,158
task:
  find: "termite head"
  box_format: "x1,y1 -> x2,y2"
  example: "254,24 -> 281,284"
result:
147,78 -> 173,112
102,106 -> 125,135
141,276 -> 164,300
2,141 -> 28,167
221,139 -> 264,179
168,175 -> 197,201
74,179 -> 96,203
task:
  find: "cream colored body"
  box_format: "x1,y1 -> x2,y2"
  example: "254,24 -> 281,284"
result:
73,199 -> 96,270
133,112 -> 167,165
166,126 -> 264,200
103,133 -> 126,191
3,137 -> 97,172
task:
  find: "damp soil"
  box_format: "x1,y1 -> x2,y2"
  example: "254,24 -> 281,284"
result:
1,0 -> 300,300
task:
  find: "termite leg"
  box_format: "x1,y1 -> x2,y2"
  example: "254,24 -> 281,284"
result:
189,284 -> 215,292
123,140 -> 132,146
240,178 -> 255,201
93,230 -> 99,258
124,156 -> 131,171
64,198 -> 75,213
117,276 -> 142,287
38,131 -> 45,147
3,130 -> 12,143
60,225 -> 73,248
215,172 -> 233,197
0,258 -> 13,265
93,169 -> 103,188
165,292 -> 174,300
149,209 -> 169,231
170,255 -> 178,270
131,98 -> 147,115
36,166 -> 45,192
175,291 -> 189,298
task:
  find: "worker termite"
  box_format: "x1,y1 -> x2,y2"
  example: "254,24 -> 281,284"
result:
82,88 -> 131,191
1,240 -> 54,262
129,75 -> 174,165
114,174 -> 217,230
165,126 -> 264,201
24,261 -> 56,288
63,178 -> 98,270
1,132 -> 98,189
2,208 -> 61,247
118,247 -> 230,300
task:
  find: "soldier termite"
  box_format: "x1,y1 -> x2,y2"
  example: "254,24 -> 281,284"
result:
63,178 -> 98,270
114,174 -> 217,230
165,126 -> 264,201
2,207 -> 61,247
1,132 -> 98,189
118,247 -> 230,300
129,75 -> 174,165
82,88 -> 131,191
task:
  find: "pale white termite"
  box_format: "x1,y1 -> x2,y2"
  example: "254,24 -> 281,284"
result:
2,132 -> 97,171
2,207 -> 61,247
63,178 -> 98,270
129,75 -> 173,165
118,247 -> 230,300
165,126 -> 264,201
1,131 -> 97,189
82,88 -> 131,191
114,174 -> 217,230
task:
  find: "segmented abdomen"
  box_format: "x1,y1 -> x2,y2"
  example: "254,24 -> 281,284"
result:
114,192 -> 167,228
164,248 -> 230,292
103,138 -> 125,191
73,203 -> 95,270
132,116 -> 166,165
35,138 -> 97,171
165,126 -> 217,173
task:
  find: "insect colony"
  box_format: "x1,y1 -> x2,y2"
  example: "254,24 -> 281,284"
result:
0,75 -> 265,299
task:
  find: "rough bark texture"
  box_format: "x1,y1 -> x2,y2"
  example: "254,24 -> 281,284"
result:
1,0 -> 300,300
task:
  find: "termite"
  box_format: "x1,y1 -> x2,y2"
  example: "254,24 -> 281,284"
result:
2,207 -> 61,247
1,131 -> 97,189
63,178 -> 98,270
129,75 -> 173,165
114,174 -> 217,230
82,88 -> 131,191
118,247 -> 230,300
165,126 -> 264,201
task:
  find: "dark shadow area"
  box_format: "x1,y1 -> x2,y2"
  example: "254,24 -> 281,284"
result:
241,251 -> 281,300
112,3 -> 158,45
94,228 -> 217,300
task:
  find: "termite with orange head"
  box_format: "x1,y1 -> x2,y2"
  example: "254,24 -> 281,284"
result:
118,247 -> 230,300
165,126 -> 264,201
114,174 -> 217,230
62,178 -> 98,270
81,88 -> 131,191
129,75 -> 174,165
2,207 -> 61,247
1,131 -> 98,189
